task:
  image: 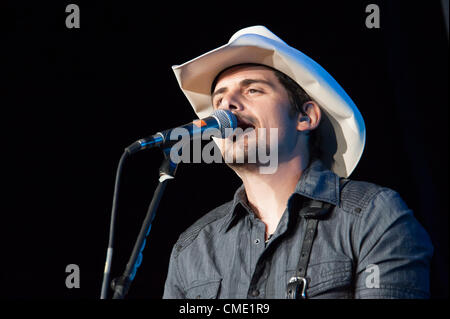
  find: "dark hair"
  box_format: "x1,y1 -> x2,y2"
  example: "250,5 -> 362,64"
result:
272,69 -> 321,160
211,63 -> 321,160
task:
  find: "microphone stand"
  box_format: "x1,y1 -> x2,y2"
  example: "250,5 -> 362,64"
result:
111,151 -> 178,299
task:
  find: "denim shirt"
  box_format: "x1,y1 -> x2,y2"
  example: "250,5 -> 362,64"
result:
163,160 -> 434,299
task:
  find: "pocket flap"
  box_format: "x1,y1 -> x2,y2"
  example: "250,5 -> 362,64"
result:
186,279 -> 221,299
287,260 -> 353,298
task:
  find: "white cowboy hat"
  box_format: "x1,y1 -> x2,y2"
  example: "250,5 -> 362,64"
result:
172,25 -> 366,177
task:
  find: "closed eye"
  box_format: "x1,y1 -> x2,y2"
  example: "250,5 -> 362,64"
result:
214,97 -> 222,108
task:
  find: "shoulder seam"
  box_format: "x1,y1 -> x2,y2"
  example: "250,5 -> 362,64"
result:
339,180 -> 388,216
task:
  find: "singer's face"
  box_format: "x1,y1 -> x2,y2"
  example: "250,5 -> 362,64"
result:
211,65 -> 300,166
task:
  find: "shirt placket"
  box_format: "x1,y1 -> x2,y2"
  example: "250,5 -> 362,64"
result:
247,216 -> 269,298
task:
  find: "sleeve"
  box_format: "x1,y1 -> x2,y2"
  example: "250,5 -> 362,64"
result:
353,189 -> 434,299
162,245 -> 186,299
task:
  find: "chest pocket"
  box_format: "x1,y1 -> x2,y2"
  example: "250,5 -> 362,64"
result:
185,279 -> 222,299
287,260 -> 353,299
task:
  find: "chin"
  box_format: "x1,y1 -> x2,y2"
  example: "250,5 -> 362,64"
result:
223,141 -> 259,164
217,129 -> 264,163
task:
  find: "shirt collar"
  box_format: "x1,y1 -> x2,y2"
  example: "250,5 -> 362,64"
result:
221,159 -> 341,233
293,159 -> 341,206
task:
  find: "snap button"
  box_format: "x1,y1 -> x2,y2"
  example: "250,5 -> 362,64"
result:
254,239 -> 260,244
251,289 -> 260,297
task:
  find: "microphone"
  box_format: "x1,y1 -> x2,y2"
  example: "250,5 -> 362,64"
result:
125,109 -> 237,154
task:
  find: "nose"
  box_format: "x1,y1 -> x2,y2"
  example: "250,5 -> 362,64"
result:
217,90 -> 245,112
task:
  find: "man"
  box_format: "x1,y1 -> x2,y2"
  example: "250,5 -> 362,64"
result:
163,26 -> 433,299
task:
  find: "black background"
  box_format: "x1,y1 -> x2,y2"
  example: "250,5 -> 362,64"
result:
2,1 -> 448,300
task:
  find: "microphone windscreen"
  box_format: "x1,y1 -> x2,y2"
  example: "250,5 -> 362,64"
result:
211,109 -> 237,137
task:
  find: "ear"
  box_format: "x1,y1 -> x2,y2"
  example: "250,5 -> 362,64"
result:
296,101 -> 321,133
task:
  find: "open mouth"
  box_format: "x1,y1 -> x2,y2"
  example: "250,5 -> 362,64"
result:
230,117 -> 256,143
236,117 -> 255,131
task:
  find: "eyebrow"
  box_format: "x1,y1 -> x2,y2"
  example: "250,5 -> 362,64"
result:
211,78 -> 274,101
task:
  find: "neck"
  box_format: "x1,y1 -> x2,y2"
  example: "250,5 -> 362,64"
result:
233,155 -> 309,237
